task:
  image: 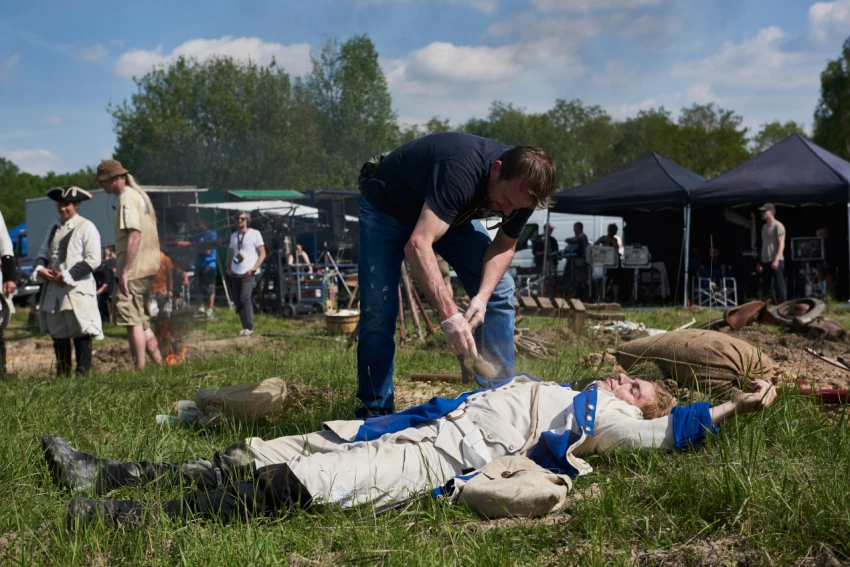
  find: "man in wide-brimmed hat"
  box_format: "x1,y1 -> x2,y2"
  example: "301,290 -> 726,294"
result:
34,186 -> 103,376
96,160 -> 162,369
0,209 -> 17,378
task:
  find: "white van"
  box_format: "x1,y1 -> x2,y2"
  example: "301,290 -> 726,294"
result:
488,210 -> 623,277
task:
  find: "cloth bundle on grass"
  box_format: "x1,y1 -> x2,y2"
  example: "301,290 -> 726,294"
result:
613,329 -> 776,397
450,455 -> 573,519
194,377 -> 290,427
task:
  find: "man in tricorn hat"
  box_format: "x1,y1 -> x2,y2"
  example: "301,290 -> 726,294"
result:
0,209 -> 17,378
96,160 -> 162,369
34,187 -> 103,376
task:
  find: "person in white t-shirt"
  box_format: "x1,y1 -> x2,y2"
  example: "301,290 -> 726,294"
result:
225,213 -> 266,336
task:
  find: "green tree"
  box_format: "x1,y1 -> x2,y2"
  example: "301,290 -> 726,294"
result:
306,35 -> 397,189
613,107 -> 683,164
0,157 -> 97,227
814,37 -> 850,160
396,117 -> 453,145
676,103 -> 750,177
752,121 -> 807,153
111,56 -> 328,189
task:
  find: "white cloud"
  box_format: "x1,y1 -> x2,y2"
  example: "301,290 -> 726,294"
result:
4,149 -> 58,175
611,97 -> 658,118
353,0 -> 498,14
38,116 -> 64,126
670,27 -> 817,90
75,44 -> 109,63
113,36 -> 313,79
807,0 -> 850,43
592,60 -> 638,86
0,53 -> 20,81
530,0 -> 662,14
618,14 -> 677,38
684,82 -> 717,104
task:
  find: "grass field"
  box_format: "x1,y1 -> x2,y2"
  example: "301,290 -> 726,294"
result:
1,305 -> 849,566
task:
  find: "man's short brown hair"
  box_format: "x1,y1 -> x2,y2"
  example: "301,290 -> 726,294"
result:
641,380 -> 676,419
496,146 -> 556,209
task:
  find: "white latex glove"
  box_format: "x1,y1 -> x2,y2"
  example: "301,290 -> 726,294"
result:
440,313 -> 479,358
464,296 -> 487,330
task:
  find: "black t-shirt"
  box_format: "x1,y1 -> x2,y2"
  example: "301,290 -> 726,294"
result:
361,132 -> 534,239
532,235 -> 559,269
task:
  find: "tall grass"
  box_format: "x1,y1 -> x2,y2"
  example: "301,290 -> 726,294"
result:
0,308 -> 847,565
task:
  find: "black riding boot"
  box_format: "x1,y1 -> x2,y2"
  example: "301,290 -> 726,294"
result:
0,328 -> 6,379
73,336 -> 92,376
43,435 -> 254,495
53,338 -> 72,376
161,463 -> 312,522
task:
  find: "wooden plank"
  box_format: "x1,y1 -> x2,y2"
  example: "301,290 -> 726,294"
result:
552,297 -> 570,311
583,302 -> 621,311
518,295 -> 538,311
535,297 -> 557,317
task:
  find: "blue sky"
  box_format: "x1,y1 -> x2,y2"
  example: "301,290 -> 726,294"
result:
1,0 -> 848,176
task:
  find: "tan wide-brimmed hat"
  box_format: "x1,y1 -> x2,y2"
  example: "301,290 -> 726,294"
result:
96,159 -> 129,181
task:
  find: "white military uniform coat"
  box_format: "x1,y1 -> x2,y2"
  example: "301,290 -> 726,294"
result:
243,376 -> 682,509
0,210 -> 13,288
34,215 -> 103,340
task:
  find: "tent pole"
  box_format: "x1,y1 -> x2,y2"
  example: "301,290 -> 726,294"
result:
847,204 -> 850,299
684,205 -> 691,308
541,209 -> 551,295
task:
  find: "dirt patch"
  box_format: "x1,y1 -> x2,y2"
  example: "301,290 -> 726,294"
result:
5,332 -> 288,379
634,535 -> 759,566
733,324 -> 850,390
395,379 -> 460,410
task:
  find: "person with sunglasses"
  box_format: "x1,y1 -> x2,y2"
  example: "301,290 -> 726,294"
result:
225,213 -> 266,336
356,132 -> 556,417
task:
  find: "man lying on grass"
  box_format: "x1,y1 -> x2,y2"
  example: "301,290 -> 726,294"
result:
43,373 -> 776,526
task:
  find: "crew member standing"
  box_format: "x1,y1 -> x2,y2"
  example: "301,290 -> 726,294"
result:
33,187 -> 103,376
757,203 -> 787,304
97,160 -> 162,369
0,209 -> 17,378
356,132 -> 556,416
194,220 -> 218,319
226,212 -> 266,337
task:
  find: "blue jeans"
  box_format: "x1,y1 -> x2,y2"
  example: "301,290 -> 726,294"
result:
356,196 -> 516,416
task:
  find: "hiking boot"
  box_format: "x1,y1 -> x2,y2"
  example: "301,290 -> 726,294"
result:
67,497 -> 143,528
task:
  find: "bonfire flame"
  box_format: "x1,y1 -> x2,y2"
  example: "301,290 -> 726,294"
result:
165,347 -> 188,366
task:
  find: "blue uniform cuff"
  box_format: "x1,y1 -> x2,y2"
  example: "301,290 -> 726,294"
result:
672,402 -> 719,450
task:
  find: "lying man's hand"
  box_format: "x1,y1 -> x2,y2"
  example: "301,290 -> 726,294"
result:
464,296 -> 487,330
735,379 -> 777,413
441,313 -> 479,358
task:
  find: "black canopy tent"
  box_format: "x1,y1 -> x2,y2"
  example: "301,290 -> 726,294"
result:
690,134 -> 850,298
551,152 -> 705,305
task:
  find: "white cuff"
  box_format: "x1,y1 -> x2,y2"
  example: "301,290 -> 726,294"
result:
33,265 -> 45,280
61,269 -> 76,286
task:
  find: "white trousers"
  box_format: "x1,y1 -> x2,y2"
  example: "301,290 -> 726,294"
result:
245,423 -> 465,508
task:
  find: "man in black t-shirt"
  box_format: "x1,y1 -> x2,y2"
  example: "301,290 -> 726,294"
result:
532,223 -> 558,274
357,132 -> 556,416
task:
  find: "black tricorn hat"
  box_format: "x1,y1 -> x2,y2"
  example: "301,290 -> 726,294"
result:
47,186 -> 93,203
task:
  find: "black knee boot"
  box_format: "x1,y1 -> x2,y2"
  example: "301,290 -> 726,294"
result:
161,463 -> 312,522
73,336 -> 92,376
0,328 -> 6,379
53,339 -> 72,376
42,435 -> 254,495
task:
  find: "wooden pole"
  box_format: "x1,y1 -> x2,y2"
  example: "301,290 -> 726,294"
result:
401,269 -> 424,340
405,265 -> 437,335
397,285 -> 407,344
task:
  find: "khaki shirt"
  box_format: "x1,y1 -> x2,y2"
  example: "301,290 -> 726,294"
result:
761,220 -> 786,263
115,187 -> 160,280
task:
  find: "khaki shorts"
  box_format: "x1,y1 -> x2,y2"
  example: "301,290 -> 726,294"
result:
115,277 -> 152,329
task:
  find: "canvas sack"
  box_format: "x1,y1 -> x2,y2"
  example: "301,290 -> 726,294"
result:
194,377 -> 289,427
613,329 -> 775,396
450,455 -> 573,519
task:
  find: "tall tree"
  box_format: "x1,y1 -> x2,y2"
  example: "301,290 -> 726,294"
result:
676,103 -> 750,178
613,107 -> 683,164
306,35 -> 397,189
751,121 -> 807,153
111,56 -> 328,189
397,117 -> 453,145
814,37 -> 850,160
